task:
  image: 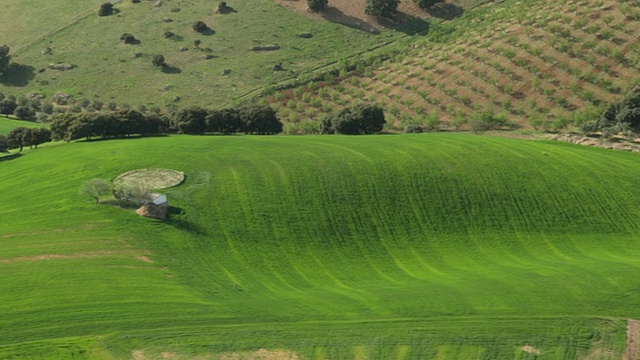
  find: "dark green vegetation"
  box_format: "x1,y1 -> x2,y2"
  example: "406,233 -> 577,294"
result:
2,134 -> 640,358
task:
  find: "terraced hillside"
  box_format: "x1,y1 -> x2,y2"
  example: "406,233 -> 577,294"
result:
2,135 -> 640,358
269,0 -> 640,132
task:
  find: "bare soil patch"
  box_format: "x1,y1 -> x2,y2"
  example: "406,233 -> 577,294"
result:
624,319 -> 640,360
521,345 -> 541,355
114,168 -> 184,190
220,348 -> 299,360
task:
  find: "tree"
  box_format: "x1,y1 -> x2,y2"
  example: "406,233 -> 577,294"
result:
30,128 -> 51,149
152,54 -> 166,68
98,2 -> 114,16
0,99 -> 17,115
239,106 -> 283,134
113,181 -> 151,207
173,107 -> 208,134
80,178 -> 112,204
307,0 -> 328,13
321,104 -> 386,135
6,127 -> 28,151
0,134 -> 8,153
365,0 -> 400,17
414,0 -> 440,10
0,45 -> 10,77
192,21 -> 209,33
13,106 -> 35,120
120,33 -> 136,44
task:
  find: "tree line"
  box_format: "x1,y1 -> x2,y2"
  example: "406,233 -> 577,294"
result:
1,127 -> 52,152
49,105 -> 283,142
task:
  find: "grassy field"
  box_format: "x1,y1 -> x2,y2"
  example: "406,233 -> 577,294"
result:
0,0 -> 421,109
0,115 -> 47,134
2,134 -> 640,358
269,0 -> 640,132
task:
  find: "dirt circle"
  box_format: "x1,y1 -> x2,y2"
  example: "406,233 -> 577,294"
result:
114,168 -> 185,189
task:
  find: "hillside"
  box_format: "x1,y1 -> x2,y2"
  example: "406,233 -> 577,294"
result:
0,0 -> 425,109
268,0 -> 640,133
2,134 -> 640,358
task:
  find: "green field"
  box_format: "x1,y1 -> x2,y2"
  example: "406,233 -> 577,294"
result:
0,115 -> 47,134
1,134 -> 640,358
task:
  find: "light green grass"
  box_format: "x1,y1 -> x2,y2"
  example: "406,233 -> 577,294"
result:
1,134 -> 640,358
0,115 -> 47,134
0,0 -> 418,108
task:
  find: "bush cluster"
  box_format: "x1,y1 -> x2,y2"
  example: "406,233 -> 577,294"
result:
582,85 -> 640,138
320,104 -> 386,135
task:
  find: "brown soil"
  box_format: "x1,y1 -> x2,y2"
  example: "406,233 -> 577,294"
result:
0,251 -> 120,264
551,134 -> 640,152
624,319 -> 640,360
521,345 -> 541,355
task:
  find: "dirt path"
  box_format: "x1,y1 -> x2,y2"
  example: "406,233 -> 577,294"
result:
624,319 -> 640,360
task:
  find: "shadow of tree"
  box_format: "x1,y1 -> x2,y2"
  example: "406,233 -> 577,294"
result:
0,63 -> 36,87
426,3 -> 464,20
322,7 -> 380,34
166,206 -> 208,236
383,12 -> 431,35
161,65 -> 182,74
198,28 -> 216,36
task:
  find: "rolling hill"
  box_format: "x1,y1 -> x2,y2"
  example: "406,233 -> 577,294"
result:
2,134 -> 640,358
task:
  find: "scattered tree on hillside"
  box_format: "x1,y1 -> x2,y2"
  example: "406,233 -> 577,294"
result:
80,178 -> 112,204
120,33 -> 137,44
13,106 -> 35,120
307,0 -> 329,13
217,2 -> 231,13
414,0 -> 441,10
0,45 -> 10,77
194,39 -> 202,49
98,2 -> 114,16
152,54 -> 166,68
0,134 -> 9,153
365,0 -> 400,17
320,104 -> 386,135
192,21 -> 209,33
0,99 -> 17,115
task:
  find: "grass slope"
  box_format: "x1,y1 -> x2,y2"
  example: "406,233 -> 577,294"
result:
0,0 -> 415,108
2,135 -> 640,358
270,0 -> 640,132
0,115 -> 47,134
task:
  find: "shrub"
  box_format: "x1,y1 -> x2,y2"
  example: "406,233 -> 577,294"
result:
321,104 -> 386,135
217,1 -> 230,13
98,2 -> 114,16
192,21 -> 208,33
404,124 -> 424,133
120,33 -> 136,44
307,0 -> 328,12
152,54 -> 166,67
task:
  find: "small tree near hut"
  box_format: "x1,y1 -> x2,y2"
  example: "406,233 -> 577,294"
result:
80,178 -> 112,203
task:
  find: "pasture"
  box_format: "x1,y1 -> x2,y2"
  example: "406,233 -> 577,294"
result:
0,115 -> 47,134
2,134 -> 640,358
0,0 -> 416,109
